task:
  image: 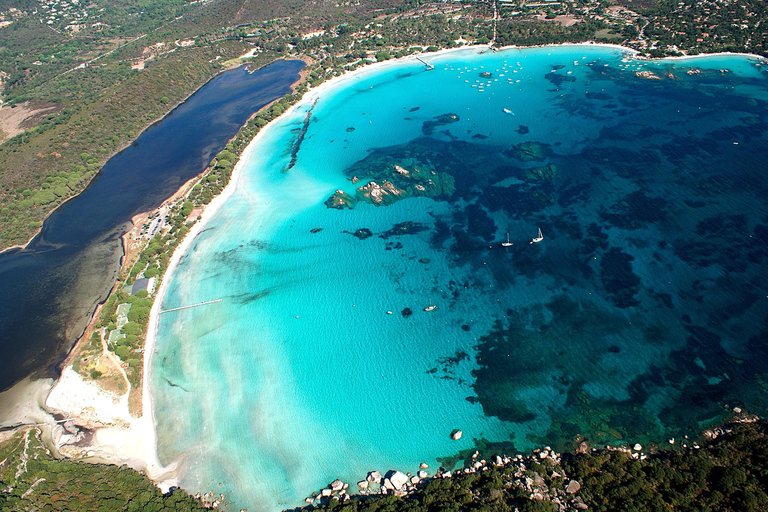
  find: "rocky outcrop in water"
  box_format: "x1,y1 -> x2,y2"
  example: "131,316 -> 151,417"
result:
350,164 -> 455,207
324,190 -> 356,209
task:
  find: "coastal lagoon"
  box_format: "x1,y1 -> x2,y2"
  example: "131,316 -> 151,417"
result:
0,61 -> 303,393
152,45 -> 768,511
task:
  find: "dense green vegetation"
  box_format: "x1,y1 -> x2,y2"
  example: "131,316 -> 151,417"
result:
566,420 -> 768,511
300,420 -> 768,512
641,0 -> 768,57
0,428 -> 208,511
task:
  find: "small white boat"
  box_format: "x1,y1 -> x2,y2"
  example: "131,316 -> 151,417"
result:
503,108 -> 515,116
530,227 -> 544,244
501,232 -> 513,247
424,299 -> 437,312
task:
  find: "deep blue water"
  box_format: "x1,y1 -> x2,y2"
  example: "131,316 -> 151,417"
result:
152,46 -> 768,512
0,60 -> 304,392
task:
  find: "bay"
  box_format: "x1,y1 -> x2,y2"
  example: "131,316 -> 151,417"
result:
153,45 -> 768,511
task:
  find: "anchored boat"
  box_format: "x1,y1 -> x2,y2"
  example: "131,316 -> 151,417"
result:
530,227 -> 544,244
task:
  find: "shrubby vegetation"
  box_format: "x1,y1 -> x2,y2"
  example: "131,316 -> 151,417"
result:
300,420 -> 768,512
0,428 -> 208,511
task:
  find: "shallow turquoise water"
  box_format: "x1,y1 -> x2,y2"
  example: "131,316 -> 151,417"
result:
152,46 -> 768,511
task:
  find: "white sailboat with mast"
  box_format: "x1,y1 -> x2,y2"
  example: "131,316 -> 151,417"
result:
501,232 -> 513,247
530,227 -> 544,244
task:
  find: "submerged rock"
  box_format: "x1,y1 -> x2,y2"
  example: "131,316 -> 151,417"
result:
506,141 -> 547,162
401,308 -> 413,318
525,163 -> 558,182
379,221 -> 428,239
344,228 -> 373,240
422,113 -> 459,135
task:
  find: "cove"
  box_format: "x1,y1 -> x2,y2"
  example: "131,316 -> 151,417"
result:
0,59 -> 305,392
153,45 -> 768,512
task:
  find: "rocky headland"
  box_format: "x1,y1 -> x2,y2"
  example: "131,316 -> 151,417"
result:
297,416 -> 766,512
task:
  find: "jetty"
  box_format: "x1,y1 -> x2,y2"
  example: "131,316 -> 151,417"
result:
159,299 -> 222,314
414,56 -> 434,70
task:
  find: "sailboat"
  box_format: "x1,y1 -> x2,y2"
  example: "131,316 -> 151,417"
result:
530,227 -> 544,244
503,108 -> 515,116
501,232 -> 513,247
424,299 -> 437,312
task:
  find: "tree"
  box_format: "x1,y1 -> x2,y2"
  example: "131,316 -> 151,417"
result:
115,346 -> 131,360
122,322 -> 141,336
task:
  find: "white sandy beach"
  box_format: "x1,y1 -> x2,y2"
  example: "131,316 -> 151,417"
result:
45,367 -> 181,486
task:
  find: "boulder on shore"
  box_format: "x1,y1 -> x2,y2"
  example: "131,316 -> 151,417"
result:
367,471 -> 382,484
385,470 -> 408,490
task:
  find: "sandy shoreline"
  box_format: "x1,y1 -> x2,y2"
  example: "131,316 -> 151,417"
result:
25,41 -> 767,495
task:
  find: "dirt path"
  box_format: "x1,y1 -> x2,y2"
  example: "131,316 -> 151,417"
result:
99,328 -> 131,392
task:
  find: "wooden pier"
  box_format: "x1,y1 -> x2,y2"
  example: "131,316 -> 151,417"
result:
415,56 -> 435,70
159,299 -> 222,314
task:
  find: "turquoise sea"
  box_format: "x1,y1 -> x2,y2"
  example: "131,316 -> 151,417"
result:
152,45 -> 768,511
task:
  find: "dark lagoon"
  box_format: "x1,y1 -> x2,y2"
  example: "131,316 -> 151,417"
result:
0,59 -> 304,392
